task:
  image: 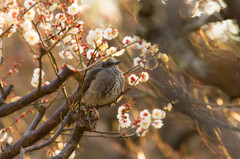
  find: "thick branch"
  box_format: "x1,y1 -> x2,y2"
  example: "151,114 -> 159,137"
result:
0,84 -> 13,106
0,86 -> 80,159
0,67 -> 74,117
51,122 -> 84,159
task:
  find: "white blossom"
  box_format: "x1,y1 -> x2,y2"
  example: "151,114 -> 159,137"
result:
86,49 -> 98,59
103,28 -> 118,40
152,119 -> 164,128
24,9 -> 35,21
133,57 -> 141,66
20,20 -> 32,31
106,47 -> 117,55
152,109 -> 166,120
7,137 -> 13,144
119,114 -> 131,128
0,12 -> 6,25
139,72 -> 149,82
135,39 -> 147,49
112,49 -> 125,57
128,74 -> 139,85
24,0 -> 34,9
68,3 -> 80,15
24,29 -> 39,45
139,117 -> 151,129
49,3 -> 59,12
69,28 -> 78,34
59,50 -> 73,59
164,103 -> 173,112
140,109 -> 151,119
63,35 -> 72,43
86,29 -> 102,46
122,36 -> 134,45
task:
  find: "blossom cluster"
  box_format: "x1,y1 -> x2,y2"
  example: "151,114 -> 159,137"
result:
128,72 -> 149,85
134,109 -> 165,137
31,68 -> 49,88
117,103 -> 131,128
126,39 -> 169,86
85,27 -> 126,61
117,103 -> 173,137
0,0 -> 170,73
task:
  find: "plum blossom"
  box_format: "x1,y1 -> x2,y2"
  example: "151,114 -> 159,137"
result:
55,13 -> 66,22
24,9 -> 35,21
31,68 -> 46,88
152,109 -> 166,120
103,28 -> 118,40
128,74 -> 139,85
106,46 -> 117,55
135,39 -> 147,49
122,36 -> 134,45
68,3 -> 80,15
119,114 -> 131,128
139,72 -> 149,82
99,41 -> 108,51
112,49 -> 125,57
59,51 -> 73,59
86,29 -> 103,46
39,22 -> 52,31
139,117 -> 151,129
0,12 -> 6,25
8,6 -> 19,20
152,119 -> 164,128
140,109 -> 151,120
69,28 -> 79,34
133,57 -> 141,66
117,104 -> 131,128
20,20 -> 32,31
63,35 -> 72,43
86,49 -> 99,60
24,0 -> 34,9
164,103 -> 173,112
24,29 -> 39,45
49,3 -> 59,12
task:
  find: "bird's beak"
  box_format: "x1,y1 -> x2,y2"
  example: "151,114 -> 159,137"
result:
114,61 -> 121,65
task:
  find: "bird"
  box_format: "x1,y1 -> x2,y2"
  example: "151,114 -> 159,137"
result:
81,57 -> 125,106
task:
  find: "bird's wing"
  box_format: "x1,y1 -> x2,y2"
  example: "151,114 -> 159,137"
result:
82,67 -> 104,94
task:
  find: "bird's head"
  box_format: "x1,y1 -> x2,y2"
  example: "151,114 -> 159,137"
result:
102,57 -> 121,68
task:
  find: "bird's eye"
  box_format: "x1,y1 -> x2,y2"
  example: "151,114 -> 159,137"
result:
102,62 -> 112,67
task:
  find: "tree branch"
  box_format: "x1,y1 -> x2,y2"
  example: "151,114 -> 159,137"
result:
26,104 -> 46,133
51,121 -> 84,159
0,84 -> 13,106
0,86 -> 81,159
21,111 -> 71,157
0,66 -> 74,117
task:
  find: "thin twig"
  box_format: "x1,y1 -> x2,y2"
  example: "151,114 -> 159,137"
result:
26,104 -> 46,133
22,111 -> 71,154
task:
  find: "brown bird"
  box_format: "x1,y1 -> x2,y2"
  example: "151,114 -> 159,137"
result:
81,57 -> 125,106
